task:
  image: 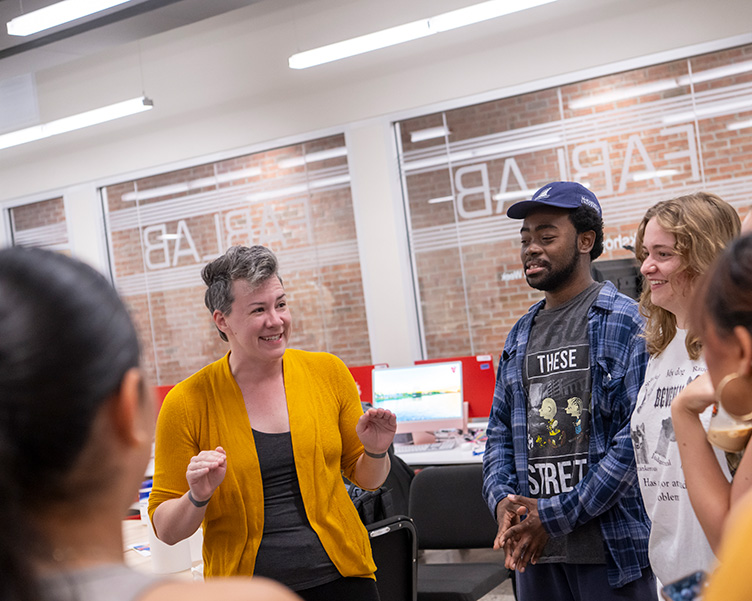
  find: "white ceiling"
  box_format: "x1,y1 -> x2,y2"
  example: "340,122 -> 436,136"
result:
0,0 -> 265,78
2,0 -> 752,206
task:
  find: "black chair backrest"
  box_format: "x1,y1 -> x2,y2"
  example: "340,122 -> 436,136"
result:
408,464 -> 498,549
368,516 -> 418,601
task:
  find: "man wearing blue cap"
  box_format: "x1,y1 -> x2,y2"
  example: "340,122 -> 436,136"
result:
482,182 -> 657,600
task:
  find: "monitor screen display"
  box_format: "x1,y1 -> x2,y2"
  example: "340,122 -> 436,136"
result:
415,355 -> 495,418
591,258 -> 642,300
372,362 -> 464,434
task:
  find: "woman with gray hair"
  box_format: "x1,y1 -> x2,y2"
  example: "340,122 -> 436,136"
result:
149,246 -> 395,601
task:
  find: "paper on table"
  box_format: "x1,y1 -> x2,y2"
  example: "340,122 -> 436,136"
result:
128,543 -> 151,557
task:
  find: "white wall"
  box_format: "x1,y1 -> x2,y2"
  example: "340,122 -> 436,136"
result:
1,0 -> 751,365
346,120 -> 422,366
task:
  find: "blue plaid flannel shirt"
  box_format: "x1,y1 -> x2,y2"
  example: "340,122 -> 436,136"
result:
482,281 -> 651,589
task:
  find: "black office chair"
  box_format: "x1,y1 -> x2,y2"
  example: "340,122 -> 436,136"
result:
408,464 -> 508,601
368,515 -> 418,601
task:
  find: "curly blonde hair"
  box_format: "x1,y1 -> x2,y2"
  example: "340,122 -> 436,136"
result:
635,192 -> 740,359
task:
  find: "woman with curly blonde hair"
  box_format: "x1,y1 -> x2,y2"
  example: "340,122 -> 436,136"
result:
629,192 -> 740,586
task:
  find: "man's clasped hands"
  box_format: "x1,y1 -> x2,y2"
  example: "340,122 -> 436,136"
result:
494,495 -> 550,572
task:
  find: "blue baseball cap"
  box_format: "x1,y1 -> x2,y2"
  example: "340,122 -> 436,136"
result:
506,181 -> 602,219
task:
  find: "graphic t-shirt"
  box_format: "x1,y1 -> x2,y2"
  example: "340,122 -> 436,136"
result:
631,329 -> 731,584
524,281 -> 605,563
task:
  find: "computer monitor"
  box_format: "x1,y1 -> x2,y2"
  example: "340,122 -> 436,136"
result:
372,362 -> 465,435
591,258 -> 642,300
415,355 -> 496,419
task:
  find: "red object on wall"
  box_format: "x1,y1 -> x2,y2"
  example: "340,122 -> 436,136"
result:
348,364 -> 389,405
415,355 -> 496,419
154,385 -> 174,415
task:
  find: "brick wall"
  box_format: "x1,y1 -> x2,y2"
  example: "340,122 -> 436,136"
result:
399,43 -> 752,364
16,43 -> 752,385
11,197 -> 65,231
9,196 -> 69,251
102,134 -> 371,386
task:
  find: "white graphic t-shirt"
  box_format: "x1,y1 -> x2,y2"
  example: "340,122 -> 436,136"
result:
631,329 -> 730,584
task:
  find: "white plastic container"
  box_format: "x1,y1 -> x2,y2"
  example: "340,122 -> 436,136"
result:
147,518 -> 192,574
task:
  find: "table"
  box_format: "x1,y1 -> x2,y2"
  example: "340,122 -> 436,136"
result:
394,421 -> 488,467
394,440 -> 484,467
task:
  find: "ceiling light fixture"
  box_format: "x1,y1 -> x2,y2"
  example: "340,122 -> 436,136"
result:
122,167 -> 261,202
491,189 -> 537,202
277,146 -> 348,169
410,126 -> 451,143
427,195 -> 454,204
0,96 -> 153,151
728,118 -> 752,131
289,0 -> 560,69
569,79 -> 679,110
403,134 -> 562,172
632,169 -> 679,182
677,60 -> 752,86
569,60 -> 752,111
662,97 -> 752,125
7,0 -> 135,36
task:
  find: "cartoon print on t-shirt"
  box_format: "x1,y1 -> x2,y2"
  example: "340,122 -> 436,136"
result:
652,417 -> 675,466
565,397 -> 585,442
529,389 -> 593,453
631,422 -> 649,464
526,336 -> 592,499
535,397 -> 564,448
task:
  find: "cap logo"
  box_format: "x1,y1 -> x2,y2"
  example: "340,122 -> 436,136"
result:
535,187 -> 552,200
580,196 -> 600,213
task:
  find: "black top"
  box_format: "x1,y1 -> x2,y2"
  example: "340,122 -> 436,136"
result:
251,429 -> 340,590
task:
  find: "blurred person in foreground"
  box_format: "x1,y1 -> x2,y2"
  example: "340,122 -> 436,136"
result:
149,245 -> 395,601
0,246 -> 298,601
669,233 -> 752,601
482,182 -> 656,600
630,193 -> 740,586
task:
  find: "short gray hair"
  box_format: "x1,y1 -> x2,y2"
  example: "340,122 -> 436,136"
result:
202,245 -> 281,341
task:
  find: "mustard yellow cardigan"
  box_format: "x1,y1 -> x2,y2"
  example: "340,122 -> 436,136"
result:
704,490 -> 752,601
148,349 -> 376,579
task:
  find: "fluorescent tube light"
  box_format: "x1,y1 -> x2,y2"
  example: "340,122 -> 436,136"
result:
569,79 -> 679,110
662,97 -> 752,125
569,61 -> 752,111
632,169 -> 678,182
728,118 -> 752,131
430,0 -> 558,33
0,96 -> 152,151
290,21 -> 431,70
213,167 -> 262,184
122,167 -> 261,202
492,189 -> 537,202
289,0 -> 559,69
410,126 -> 450,143
404,134 -> 562,172
677,60 -> 752,86
277,146 -> 348,169
427,195 -> 454,204
7,0 -> 134,36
